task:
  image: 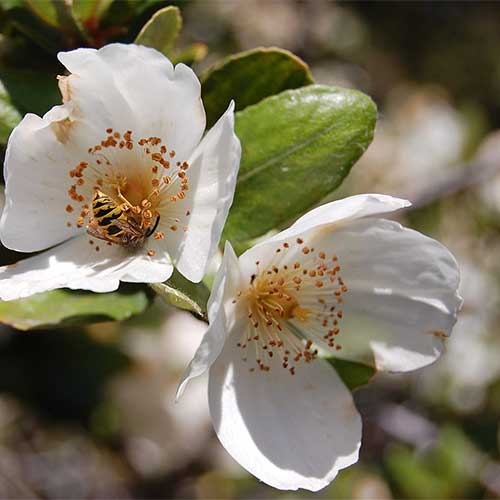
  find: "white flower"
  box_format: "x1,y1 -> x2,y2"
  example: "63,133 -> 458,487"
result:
177,194 -> 462,491
0,43 -> 241,300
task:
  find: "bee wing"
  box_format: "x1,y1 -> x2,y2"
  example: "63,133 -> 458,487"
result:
112,217 -> 144,237
86,220 -> 120,244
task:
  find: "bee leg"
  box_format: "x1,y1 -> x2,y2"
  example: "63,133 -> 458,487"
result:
145,216 -> 161,238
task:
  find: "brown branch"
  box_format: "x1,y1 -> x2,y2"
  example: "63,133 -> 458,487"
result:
405,159 -> 500,211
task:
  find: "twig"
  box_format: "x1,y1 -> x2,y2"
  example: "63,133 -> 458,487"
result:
405,159 -> 500,211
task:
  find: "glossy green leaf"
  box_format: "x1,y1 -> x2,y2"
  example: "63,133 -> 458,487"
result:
135,5 -> 182,55
326,357 -> 376,391
201,47 -> 314,128
0,285 -> 153,331
149,270 -> 210,320
0,79 -> 21,144
223,84 -> 377,252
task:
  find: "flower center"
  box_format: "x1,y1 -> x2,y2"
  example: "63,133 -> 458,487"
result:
233,237 -> 349,375
64,128 -> 192,254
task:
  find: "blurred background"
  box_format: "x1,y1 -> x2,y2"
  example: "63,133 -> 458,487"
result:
0,1 -> 500,498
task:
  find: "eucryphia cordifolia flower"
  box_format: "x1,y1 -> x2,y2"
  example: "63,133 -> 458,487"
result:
178,194 -> 462,491
0,43 -> 241,300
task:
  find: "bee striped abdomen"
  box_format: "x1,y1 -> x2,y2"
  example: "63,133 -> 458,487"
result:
92,191 -> 127,232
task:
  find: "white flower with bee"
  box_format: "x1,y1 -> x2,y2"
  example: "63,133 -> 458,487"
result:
0,43 -> 241,299
178,194 -> 462,491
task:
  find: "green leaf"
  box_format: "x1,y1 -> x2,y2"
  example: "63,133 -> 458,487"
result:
223,84 -> 377,253
24,0 -> 85,32
201,47 -> 314,128
171,42 -> 208,66
73,0 -> 114,22
326,357 -> 376,391
0,66 -> 60,116
5,6 -> 65,53
149,269 -> 210,320
22,0 -> 89,44
0,79 -> 21,144
0,0 -> 23,10
51,0 -> 89,40
0,285 -> 153,331
1,1 -> 90,54
385,426 -> 480,499
135,5 -> 182,56
24,0 -> 60,28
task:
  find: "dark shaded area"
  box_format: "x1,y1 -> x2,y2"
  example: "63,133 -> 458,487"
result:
348,2 -> 500,128
0,327 -> 130,423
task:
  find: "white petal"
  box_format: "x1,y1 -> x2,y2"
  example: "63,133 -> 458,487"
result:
209,340 -> 361,491
0,111 -> 87,252
0,235 -> 173,300
176,242 -> 241,399
264,193 -> 411,246
301,218 -> 461,371
58,43 -> 205,161
169,102 -> 241,283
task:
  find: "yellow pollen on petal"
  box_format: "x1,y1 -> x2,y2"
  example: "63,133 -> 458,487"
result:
63,127 -> 192,249
233,239 -> 349,375
291,305 -> 310,322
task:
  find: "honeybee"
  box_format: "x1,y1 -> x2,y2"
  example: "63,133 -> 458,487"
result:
86,190 -> 159,248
